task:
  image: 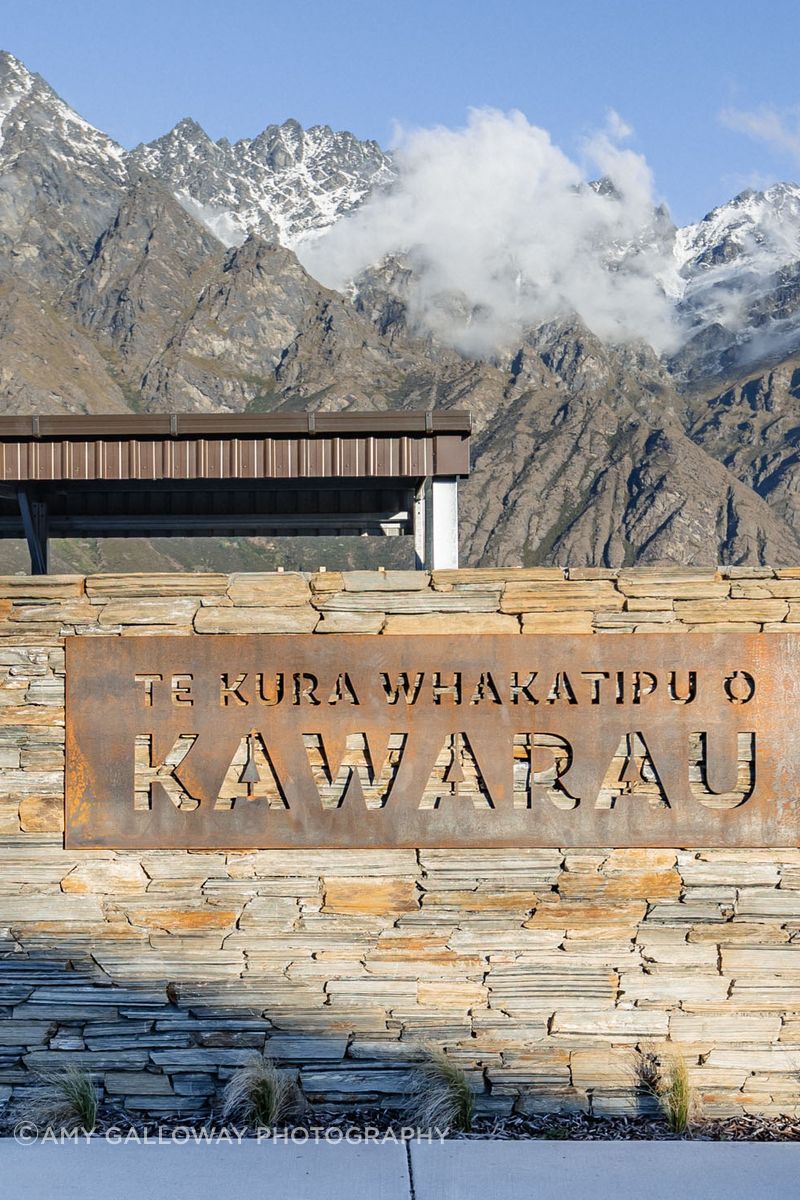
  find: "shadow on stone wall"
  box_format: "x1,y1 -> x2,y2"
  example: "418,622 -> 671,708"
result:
0,940 -> 421,1120
0,939 -> 659,1123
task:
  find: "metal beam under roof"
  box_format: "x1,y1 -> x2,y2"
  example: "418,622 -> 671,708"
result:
0,412 -> 471,574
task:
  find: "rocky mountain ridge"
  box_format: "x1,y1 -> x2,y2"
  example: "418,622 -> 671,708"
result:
2,50 -> 800,573
668,183 -> 800,382
132,116 -> 393,248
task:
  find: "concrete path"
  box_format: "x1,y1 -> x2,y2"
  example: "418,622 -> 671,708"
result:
1,1139 -> 408,1200
409,1141 -> 800,1200
2,1138 -> 800,1199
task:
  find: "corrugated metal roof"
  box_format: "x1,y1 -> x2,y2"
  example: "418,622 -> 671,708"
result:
0,411 -> 471,482
0,412 -> 471,437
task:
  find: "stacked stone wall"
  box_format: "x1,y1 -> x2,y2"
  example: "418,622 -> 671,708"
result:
1,566 -> 800,1119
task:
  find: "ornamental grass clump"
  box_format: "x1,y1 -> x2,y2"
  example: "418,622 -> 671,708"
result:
636,1047 -> 699,1135
221,1054 -> 300,1129
20,1065 -> 98,1134
407,1047 -> 475,1134
656,1052 -> 699,1134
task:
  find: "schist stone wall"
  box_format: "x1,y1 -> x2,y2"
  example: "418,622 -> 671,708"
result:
1,565 -> 800,1120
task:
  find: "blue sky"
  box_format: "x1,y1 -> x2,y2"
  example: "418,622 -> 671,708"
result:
4,0 -> 800,224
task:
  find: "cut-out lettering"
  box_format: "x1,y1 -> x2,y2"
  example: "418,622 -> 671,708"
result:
381,671 -> 425,705
469,671 -> 502,705
513,733 -> 578,810
724,672 -> 756,705
545,672 -> 577,705
326,672 -> 359,705
631,671 -> 657,703
134,734 -> 198,811
257,673 -> 284,706
293,673 -> 320,705
581,671 -> 609,704
420,732 -> 493,809
510,672 -> 538,704
135,674 -> 162,706
432,672 -> 462,705
171,674 -> 193,706
689,731 -> 755,808
214,731 -> 287,810
668,671 -> 696,704
595,732 -> 668,810
220,673 -> 248,707
304,732 -> 406,809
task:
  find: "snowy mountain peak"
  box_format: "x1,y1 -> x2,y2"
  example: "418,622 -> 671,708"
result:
0,50 -> 37,88
0,49 -> 34,85
668,182 -> 800,379
132,115 -> 394,248
0,48 -> 127,178
675,182 -> 800,276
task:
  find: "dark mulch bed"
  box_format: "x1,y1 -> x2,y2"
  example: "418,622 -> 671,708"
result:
453,1112 -> 800,1141
3,1104 -> 799,1141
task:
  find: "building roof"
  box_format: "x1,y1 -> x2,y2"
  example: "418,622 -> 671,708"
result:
0,411 -> 471,482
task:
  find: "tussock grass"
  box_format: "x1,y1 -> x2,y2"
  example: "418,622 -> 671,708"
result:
221,1055 -> 300,1128
406,1047 -> 475,1134
20,1065 -> 98,1133
635,1047 -> 700,1135
656,1052 -> 698,1134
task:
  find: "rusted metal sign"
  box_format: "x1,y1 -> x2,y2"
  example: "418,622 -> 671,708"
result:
65,633 -> 800,849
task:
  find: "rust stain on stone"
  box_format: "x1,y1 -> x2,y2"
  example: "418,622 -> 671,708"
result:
18,795 -> 64,833
322,878 -> 419,915
128,908 -> 238,931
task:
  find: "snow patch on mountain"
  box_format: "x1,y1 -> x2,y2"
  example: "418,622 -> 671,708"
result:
0,53 -> 33,151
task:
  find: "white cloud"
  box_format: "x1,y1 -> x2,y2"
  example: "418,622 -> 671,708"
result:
720,105 -> 800,163
602,108 -> 634,142
299,108 -> 678,357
